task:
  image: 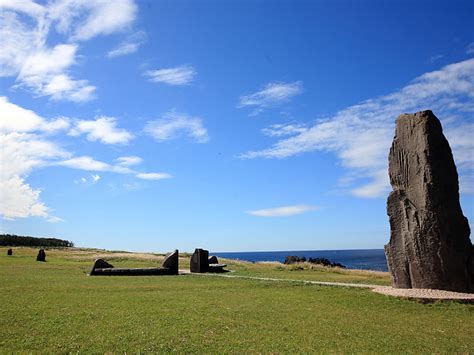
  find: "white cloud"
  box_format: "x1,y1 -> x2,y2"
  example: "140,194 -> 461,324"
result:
56,156 -> 132,174
247,204 -> 317,217
75,174 -> 100,184
145,111 -> 209,143
48,0 -> 137,41
91,174 -> 101,183
0,131 -> 68,221
116,156 -> 143,166
145,65 -> 196,85
239,81 -> 303,115
242,59 -> 474,198
69,116 -> 133,144
0,176 -> 49,220
262,123 -> 308,137
107,31 -> 146,58
467,42 -> 474,55
136,172 -> 172,180
0,0 -> 138,101
0,96 -> 71,134
0,98 -> 170,221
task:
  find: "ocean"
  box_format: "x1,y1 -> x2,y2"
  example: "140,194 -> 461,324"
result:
212,249 -> 388,272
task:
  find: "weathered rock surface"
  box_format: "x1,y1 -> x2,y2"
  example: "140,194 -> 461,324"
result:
36,249 -> 46,262
385,110 -> 473,292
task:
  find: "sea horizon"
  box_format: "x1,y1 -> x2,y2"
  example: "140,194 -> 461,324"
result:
212,248 -> 388,272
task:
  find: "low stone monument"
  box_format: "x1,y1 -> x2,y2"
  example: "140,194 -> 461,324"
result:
190,248 -> 209,273
190,248 -> 228,273
385,110 -> 473,292
7,249 -> 12,256
90,250 -> 179,276
36,249 -> 46,262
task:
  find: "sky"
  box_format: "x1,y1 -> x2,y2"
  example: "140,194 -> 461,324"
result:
0,0 -> 473,253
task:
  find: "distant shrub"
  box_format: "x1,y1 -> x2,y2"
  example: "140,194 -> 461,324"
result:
284,255 -> 345,268
0,234 -> 74,248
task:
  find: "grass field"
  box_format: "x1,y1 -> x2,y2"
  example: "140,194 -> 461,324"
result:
1,247 -> 473,353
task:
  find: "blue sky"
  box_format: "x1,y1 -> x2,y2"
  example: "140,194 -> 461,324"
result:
1,0 -> 473,252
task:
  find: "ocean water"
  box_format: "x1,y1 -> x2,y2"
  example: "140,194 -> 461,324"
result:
212,249 -> 388,272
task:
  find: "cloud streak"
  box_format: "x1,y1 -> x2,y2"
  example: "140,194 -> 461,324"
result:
145,111 -> 209,143
247,204 -> 318,217
107,31 -> 146,58
145,65 -> 196,86
239,81 -> 303,115
242,59 -> 474,198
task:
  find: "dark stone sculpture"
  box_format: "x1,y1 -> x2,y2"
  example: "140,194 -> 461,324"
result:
161,249 -> 179,274
90,259 -> 114,275
7,249 -> 12,256
190,248 -> 209,273
208,255 -> 219,264
36,249 -> 46,262
190,249 -> 228,273
90,250 -> 179,276
385,110 -> 473,292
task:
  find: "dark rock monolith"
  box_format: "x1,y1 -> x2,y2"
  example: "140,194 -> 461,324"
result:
7,249 -> 12,256
36,249 -> 46,262
385,110 -> 473,292
190,248 -> 209,273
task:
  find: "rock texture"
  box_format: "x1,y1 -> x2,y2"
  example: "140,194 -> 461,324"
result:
36,249 -> 46,262
385,110 -> 473,293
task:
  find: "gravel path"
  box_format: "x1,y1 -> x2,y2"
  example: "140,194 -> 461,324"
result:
188,272 -> 474,301
373,286 -> 474,301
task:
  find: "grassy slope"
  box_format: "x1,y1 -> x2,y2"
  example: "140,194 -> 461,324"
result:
0,247 -> 472,353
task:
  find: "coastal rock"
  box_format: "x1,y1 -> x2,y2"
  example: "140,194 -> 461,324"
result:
7,249 -> 12,256
36,249 -> 46,262
208,255 -> 219,264
385,110 -> 473,292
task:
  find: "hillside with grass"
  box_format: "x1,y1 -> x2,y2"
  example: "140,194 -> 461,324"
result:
1,247 -> 472,353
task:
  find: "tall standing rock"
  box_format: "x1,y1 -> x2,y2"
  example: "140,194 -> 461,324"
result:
385,110 -> 473,293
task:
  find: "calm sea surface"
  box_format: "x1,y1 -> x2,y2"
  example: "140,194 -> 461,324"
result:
212,249 -> 388,272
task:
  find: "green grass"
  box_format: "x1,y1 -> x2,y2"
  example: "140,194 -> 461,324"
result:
1,247 -> 473,353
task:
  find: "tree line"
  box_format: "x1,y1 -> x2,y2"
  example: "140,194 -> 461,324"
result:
0,234 -> 74,247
